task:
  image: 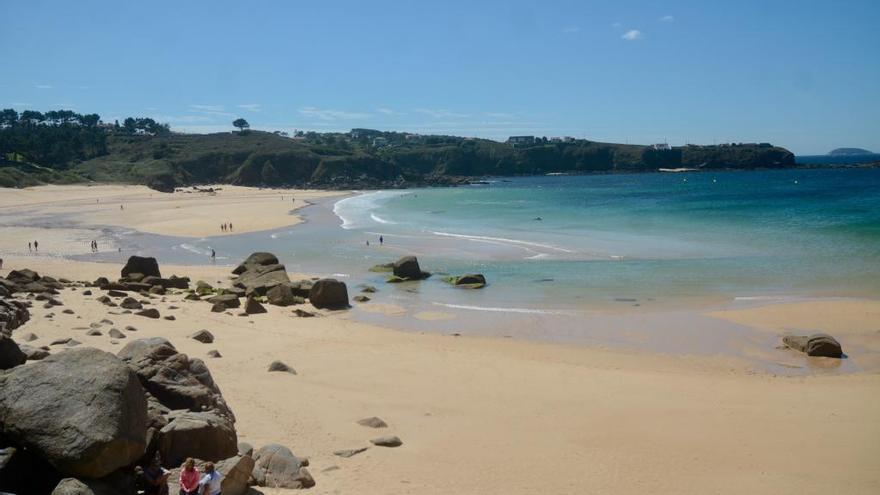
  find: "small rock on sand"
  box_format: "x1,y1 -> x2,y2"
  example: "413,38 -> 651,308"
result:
124,325 -> 137,332
108,328 -> 125,339
135,308 -> 160,319
370,436 -> 403,447
334,447 -> 368,458
50,337 -> 72,346
86,329 -> 103,336
207,349 -> 222,358
357,417 -> 388,428
190,330 -> 215,344
21,332 -> 38,342
268,361 -> 297,374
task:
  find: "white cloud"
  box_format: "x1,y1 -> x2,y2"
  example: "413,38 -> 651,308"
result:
621,30 -> 642,41
414,108 -> 469,119
660,15 -> 674,22
35,84 -> 53,89
188,104 -> 234,117
236,104 -> 262,112
298,107 -> 370,120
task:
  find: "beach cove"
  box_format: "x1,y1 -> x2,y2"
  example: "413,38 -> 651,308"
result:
1,180 -> 879,494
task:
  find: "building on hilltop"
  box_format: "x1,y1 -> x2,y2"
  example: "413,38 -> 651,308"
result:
651,143 -> 671,150
507,135 -> 535,147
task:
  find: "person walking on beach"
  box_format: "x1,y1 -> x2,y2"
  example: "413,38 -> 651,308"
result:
33,240 -> 38,252
210,248 -> 216,261
198,462 -> 222,495
228,222 -> 233,231
379,235 -> 383,245
28,242 -> 32,252
178,458 -> 200,495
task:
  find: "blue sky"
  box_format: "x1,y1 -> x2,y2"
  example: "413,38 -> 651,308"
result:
2,0 -> 878,154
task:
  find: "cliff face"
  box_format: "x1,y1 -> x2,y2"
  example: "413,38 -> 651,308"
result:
8,131 -> 796,189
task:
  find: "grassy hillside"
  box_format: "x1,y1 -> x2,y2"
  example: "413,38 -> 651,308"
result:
2,127 -> 796,190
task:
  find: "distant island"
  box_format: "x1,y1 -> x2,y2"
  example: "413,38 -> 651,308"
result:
829,147 -> 874,156
1,108 -> 795,190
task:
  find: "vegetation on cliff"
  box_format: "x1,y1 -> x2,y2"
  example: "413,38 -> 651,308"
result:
1,109 -> 795,190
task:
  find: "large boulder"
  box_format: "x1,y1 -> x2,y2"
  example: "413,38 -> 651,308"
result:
217,454 -> 255,495
309,279 -> 349,309
782,333 -> 843,358
0,334 -> 26,370
448,273 -> 487,289
392,256 -> 429,280
121,256 -> 161,279
207,294 -> 241,309
158,411 -> 237,467
252,444 -> 315,489
231,253 -> 290,296
0,348 -> 148,478
117,338 -> 233,418
266,283 -> 298,306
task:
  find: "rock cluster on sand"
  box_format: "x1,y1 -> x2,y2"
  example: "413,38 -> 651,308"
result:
308,279 -> 349,309
384,256 -> 431,283
782,333 -> 844,358
252,444 -> 315,489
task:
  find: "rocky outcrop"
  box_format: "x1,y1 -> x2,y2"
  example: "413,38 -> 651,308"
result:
117,337 -> 234,418
392,256 -> 429,280
207,294 -> 240,309
0,348 -> 148,478
51,478 -> 95,495
121,256 -> 161,279
231,253 -> 291,296
0,297 -> 30,333
158,411 -> 237,466
244,296 -> 267,314
445,273 -> 487,288
782,333 -> 843,358
309,279 -> 349,309
370,436 -> 403,447
252,444 -> 315,489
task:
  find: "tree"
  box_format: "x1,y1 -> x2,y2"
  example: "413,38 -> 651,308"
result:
232,118 -> 250,134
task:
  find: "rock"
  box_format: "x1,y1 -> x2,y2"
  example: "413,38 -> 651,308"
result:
86,328 -> 103,336
353,295 -> 370,303
120,297 -> 143,310
166,275 -> 190,290
62,308 -> 75,314
163,315 -> 176,321
267,360 -> 296,374
308,279 -> 349,309
392,256 -> 430,280
191,329 -> 215,343
0,348 -> 148,478
207,349 -> 222,358
231,253 -> 291,296
783,333 -> 843,358
195,280 -> 214,295
106,289 -> 127,298
207,294 -> 240,309
238,442 -> 254,457
158,410 -> 237,467
211,303 -> 226,313
50,337 -> 72,345
357,416 -> 388,428
370,436 -> 403,447
135,308 -> 161,319
0,335 -> 27,369
149,285 -> 165,295
51,478 -> 95,495
216,454 -> 255,495
333,447 -> 368,458
117,338 -> 233,418
6,268 -> 40,285
66,339 -> 81,347
266,283 -> 298,306
184,292 -> 201,301
108,328 -> 126,339
450,273 -> 487,288
124,325 -> 137,332
19,344 -> 51,361
124,272 -> 145,282
252,444 -> 315,489
361,285 -> 377,293
292,309 -> 315,318
81,289 -> 93,296
0,298 -> 30,332
21,331 -> 39,342
244,296 -> 267,314
121,256 -> 161,279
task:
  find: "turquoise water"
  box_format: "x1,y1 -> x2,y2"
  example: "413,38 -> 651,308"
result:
330,168 -> 880,307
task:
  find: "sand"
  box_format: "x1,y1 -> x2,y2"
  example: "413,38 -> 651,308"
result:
1,185 -> 879,494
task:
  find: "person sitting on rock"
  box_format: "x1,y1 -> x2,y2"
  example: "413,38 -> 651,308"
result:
136,457 -> 169,495
179,458 -> 200,495
199,462 -> 223,495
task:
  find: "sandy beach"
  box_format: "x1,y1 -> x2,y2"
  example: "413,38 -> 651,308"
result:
1,185 -> 879,494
